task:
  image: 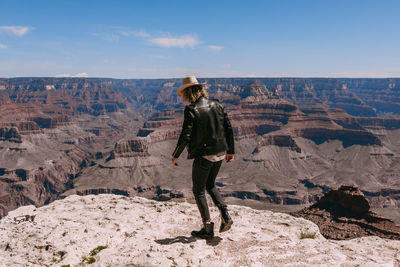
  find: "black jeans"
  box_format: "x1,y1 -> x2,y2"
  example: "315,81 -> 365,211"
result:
192,157 -> 227,223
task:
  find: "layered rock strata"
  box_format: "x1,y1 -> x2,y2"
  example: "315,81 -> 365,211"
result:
74,81 -> 400,215
2,77 -> 400,222
0,82 -> 142,218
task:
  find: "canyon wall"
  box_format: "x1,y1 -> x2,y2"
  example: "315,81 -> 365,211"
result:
2,77 -> 400,219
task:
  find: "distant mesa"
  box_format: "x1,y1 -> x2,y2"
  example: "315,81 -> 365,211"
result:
238,81 -> 280,101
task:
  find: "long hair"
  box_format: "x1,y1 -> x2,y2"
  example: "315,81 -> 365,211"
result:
182,85 -> 209,103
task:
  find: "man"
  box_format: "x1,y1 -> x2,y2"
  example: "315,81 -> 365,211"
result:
172,76 -> 235,239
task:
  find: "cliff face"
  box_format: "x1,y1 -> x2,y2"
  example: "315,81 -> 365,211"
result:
0,81 -> 143,218
203,78 -> 400,117
0,127 -> 22,143
3,77 -> 400,117
0,146 -> 87,217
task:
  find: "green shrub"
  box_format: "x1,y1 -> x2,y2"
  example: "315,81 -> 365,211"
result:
300,231 -> 317,239
82,257 -> 96,264
90,245 -> 108,256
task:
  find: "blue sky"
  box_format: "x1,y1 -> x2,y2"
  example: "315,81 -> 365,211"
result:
1,0 -> 399,78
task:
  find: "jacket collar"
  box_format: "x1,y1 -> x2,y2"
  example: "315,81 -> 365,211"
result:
192,96 -> 204,104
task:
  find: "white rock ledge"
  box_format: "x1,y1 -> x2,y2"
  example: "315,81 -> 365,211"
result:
0,194 -> 399,266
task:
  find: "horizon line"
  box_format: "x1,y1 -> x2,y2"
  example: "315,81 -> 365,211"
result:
2,76 -> 400,80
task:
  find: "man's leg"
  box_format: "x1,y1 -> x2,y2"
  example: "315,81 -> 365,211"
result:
192,157 -> 212,223
191,157 -> 215,238
205,160 -> 233,232
205,160 -> 226,208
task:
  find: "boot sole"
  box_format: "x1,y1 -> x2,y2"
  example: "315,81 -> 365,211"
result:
191,231 -> 214,239
219,220 -> 233,233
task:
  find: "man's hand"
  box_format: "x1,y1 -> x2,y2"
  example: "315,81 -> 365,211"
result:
172,157 -> 179,166
226,154 -> 234,163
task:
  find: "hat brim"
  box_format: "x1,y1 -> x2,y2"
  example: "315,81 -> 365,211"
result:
176,83 -> 205,96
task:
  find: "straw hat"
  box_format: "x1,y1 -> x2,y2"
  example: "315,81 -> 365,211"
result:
177,76 -> 203,96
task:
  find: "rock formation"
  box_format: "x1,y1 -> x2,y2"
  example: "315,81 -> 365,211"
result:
293,184 -> 400,240
0,81 -> 143,217
0,194 -> 399,266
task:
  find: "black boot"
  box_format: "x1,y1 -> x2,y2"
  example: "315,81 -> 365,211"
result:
219,207 -> 233,233
191,222 -> 214,239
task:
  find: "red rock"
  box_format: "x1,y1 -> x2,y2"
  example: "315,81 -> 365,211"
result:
293,184 -> 400,240
319,184 -> 370,214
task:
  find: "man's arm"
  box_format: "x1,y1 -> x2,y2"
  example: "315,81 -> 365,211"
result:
172,106 -> 194,162
224,109 -> 235,156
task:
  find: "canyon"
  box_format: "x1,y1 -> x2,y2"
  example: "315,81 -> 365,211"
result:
1,77 -> 400,223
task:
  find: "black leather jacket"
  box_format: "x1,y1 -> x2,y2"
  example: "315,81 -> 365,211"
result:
172,96 -> 235,159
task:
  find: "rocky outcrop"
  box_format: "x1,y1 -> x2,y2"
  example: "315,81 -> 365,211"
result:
0,146 -> 90,218
29,115 -> 70,129
318,184 -> 370,213
0,127 -> 22,143
109,138 -> 150,159
290,128 -> 382,147
1,194 -> 400,266
4,121 -> 42,134
293,184 -> 400,240
255,134 -> 301,153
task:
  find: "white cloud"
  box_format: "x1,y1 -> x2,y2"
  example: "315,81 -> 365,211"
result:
119,30 -> 151,38
0,44 -> 7,49
54,72 -> 89,78
247,73 -> 261,78
207,45 -> 223,51
0,26 -> 32,37
149,35 -> 200,48
93,27 -> 151,42
54,73 -> 70,77
74,72 -> 89,77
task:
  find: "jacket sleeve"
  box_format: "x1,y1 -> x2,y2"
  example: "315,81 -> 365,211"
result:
224,109 -> 235,154
172,106 -> 194,158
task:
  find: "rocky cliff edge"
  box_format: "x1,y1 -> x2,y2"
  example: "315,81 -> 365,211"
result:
0,194 -> 399,266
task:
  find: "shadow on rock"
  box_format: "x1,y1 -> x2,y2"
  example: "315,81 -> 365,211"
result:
155,236 -> 196,245
154,235 -> 223,246
206,236 -> 222,246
